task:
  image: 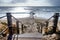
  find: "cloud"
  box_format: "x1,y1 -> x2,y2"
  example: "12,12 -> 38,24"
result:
26,0 -> 52,6
0,0 -> 26,4
0,0 -> 60,6
0,0 -> 52,6
48,0 -> 60,6
12,0 -> 26,3
0,0 -> 12,3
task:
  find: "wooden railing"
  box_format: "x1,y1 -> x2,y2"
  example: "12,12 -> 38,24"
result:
0,13 -> 60,40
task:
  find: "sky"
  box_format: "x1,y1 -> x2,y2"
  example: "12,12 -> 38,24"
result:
0,0 -> 60,6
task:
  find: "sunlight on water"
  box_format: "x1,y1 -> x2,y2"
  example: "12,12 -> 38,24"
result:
12,14 -> 30,18
10,7 -> 30,13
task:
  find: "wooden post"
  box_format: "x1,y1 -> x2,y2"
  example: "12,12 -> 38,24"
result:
16,21 -> 19,40
53,13 -> 59,33
21,24 -> 24,34
40,24 -> 43,33
45,21 -> 49,34
6,13 -> 13,40
16,21 -> 19,34
46,21 -> 49,27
